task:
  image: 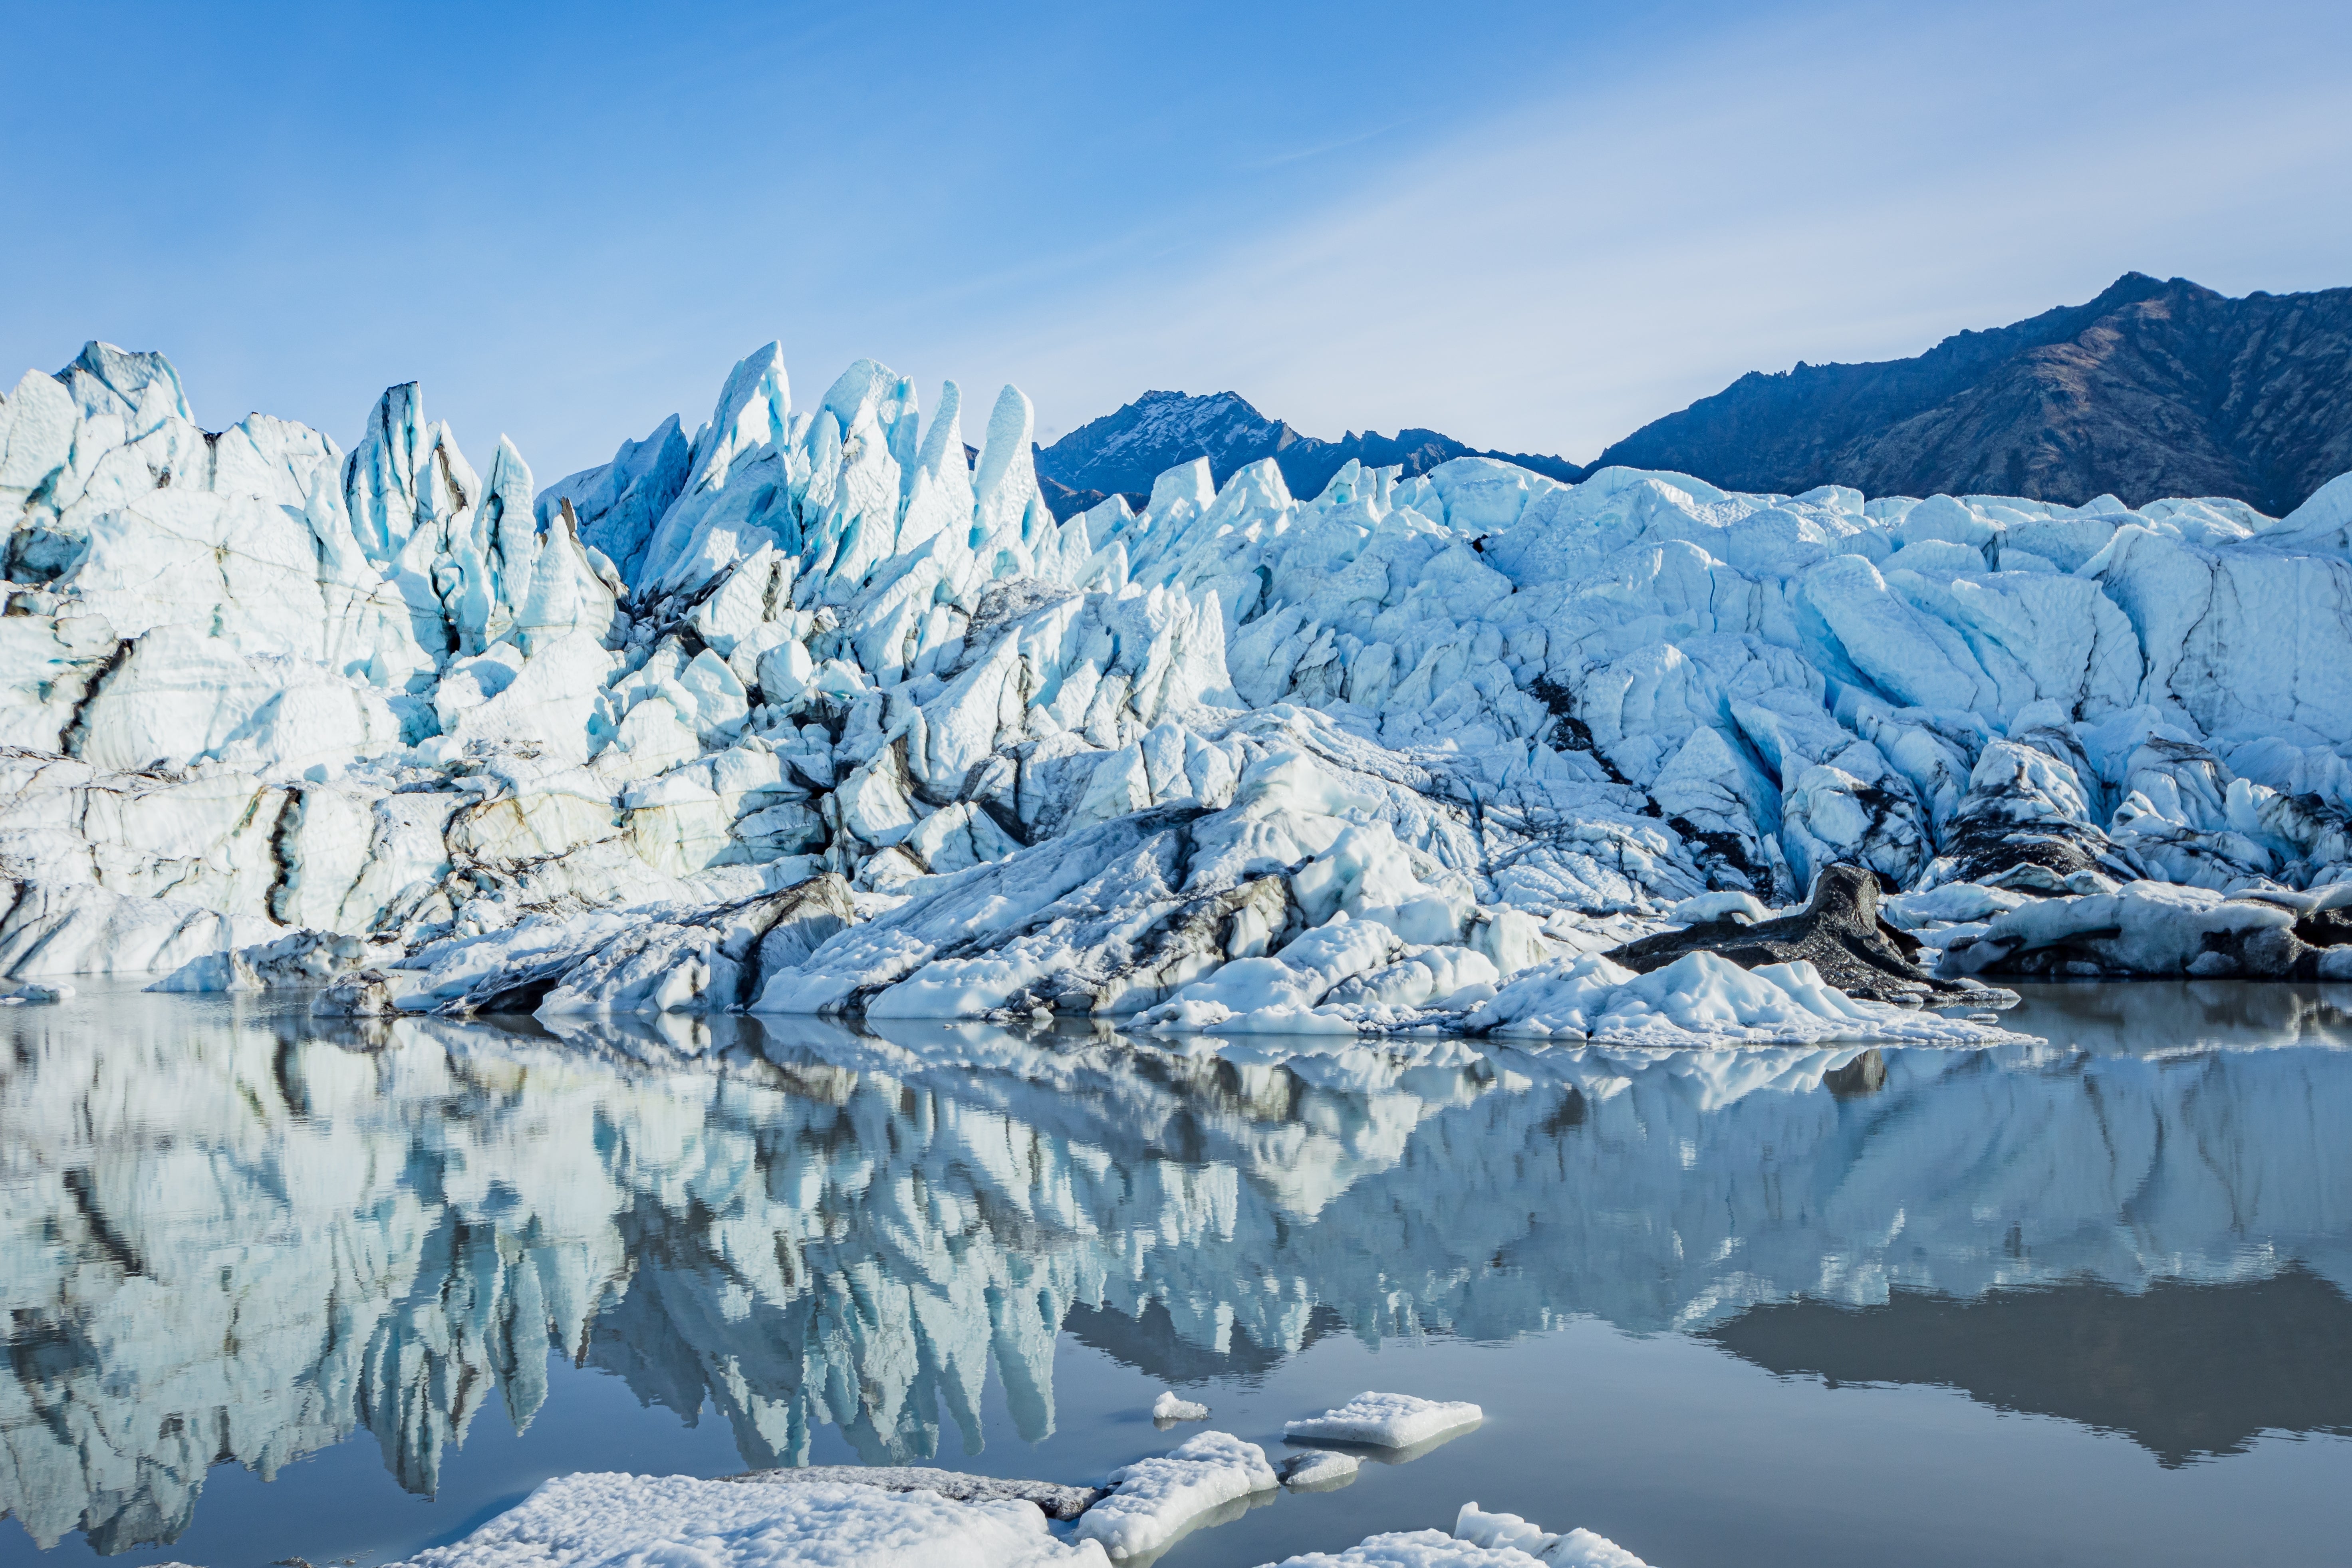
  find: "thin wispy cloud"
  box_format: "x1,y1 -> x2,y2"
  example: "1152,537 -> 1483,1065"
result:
1243,117 -> 1420,172
959,0 -> 2352,459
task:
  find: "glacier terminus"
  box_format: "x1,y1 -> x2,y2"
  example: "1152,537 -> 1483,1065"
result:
7,339 -> 2352,1039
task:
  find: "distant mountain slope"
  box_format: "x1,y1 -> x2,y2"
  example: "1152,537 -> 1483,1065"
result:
1033,388 -> 1582,517
1595,273 -> 2352,514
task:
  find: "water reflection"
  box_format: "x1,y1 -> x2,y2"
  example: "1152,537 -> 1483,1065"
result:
3,984 -> 2350,1552
1709,1268 -> 2352,1466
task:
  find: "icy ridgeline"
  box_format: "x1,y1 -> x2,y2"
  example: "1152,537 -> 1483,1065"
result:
7,341 -> 2352,1031
8,997 -> 2352,1550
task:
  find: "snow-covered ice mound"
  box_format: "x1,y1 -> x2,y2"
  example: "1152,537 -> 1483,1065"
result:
8,338 -> 2352,1026
1284,1392 -> 1484,1448
1073,1431 -> 1278,1558
724,1465 -> 1105,1520
1259,1503 -> 1649,1567
1469,951 -> 2020,1046
1152,1390 -> 1210,1422
386,1471 -> 1108,1567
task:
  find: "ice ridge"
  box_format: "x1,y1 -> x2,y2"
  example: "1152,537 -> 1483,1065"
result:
8,341 -> 2352,1028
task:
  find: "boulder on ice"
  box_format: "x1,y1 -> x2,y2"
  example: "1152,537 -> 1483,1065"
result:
1602,863 -> 1993,1005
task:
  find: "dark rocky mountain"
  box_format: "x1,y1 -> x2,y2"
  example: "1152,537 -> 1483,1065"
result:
1032,388 -> 1583,519
1595,273 -> 2352,514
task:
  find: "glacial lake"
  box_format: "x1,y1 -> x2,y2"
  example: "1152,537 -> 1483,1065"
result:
4,982 -> 2350,1568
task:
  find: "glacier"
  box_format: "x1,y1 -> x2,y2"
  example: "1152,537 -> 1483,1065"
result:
8,340 -> 2352,1036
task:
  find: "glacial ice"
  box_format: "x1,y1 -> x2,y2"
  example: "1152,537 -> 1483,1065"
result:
9,338 -> 2352,1027
385,1471 -> 1108,1568
726,1467 -> 1105,1520
1284,1392 -> 1484,1449
1280,1450 -> 1360,1489
1258,1504 -> 1649,1568
1152,1390 -> 1211,1422
1071,1430 -> 1278,1558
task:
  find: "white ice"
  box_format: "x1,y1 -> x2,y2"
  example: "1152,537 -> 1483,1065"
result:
1255,1503 -> 1649,1567
386,1471 -> 1107,1568
1280,1451 -> 1360,1488
1072,1431 -> 1278,1558
1283,1392 -> 1484,1448
9,337 -> 2352,1024
1152,1390 -> 1210,1421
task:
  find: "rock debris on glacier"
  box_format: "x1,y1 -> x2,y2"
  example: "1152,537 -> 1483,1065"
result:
8,339 -> 2352,1034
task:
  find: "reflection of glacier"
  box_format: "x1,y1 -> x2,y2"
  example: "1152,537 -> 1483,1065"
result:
4,987 -> 2351,1550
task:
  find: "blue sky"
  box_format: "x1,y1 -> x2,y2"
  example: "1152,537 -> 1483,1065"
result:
4,0 -> 2348,481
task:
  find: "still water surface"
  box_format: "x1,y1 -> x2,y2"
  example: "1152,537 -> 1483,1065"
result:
4,983 -> 2349,1566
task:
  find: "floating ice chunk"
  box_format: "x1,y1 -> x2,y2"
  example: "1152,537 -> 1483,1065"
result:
1152,1390 -> 1211,1422
1258,1531 -> 1542,1566
726,1465 -> 1104,1521
1284,1391 -> 1483,1448
2,981 -> 73,1004
1254,1506 -> 1652,1567
1280,1450 -> 1359,1489
1453,1505 -> 1652,1568
389,1470 -> 1107,1568
1073,1431 -> 1277,1559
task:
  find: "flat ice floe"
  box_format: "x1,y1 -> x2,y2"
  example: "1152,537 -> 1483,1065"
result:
724,1464 -> 1104,1519
1284,1392 -> 1485,1448
1073,1431 -> 1279,1558
387,1471 -> 1108,1567
1280,1450 -> 1362,1489
1258,1504 -> 1650,1567
8,338 -> 2352,1032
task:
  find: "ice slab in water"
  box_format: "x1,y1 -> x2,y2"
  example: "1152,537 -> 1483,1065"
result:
1074,1430 -> 1278,1558
1280,1450 -> 1361,1489
1285,1391 -> 1485,1448
726,1463 -> 1104,1520
1255,1504 -> 1649,1566
387,1470 -> 1108,1567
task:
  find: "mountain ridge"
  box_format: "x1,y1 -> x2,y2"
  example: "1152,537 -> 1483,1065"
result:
1034,273 -> 2352,519
1033,387 -> 1584,518
1596,272 -> 2352,513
